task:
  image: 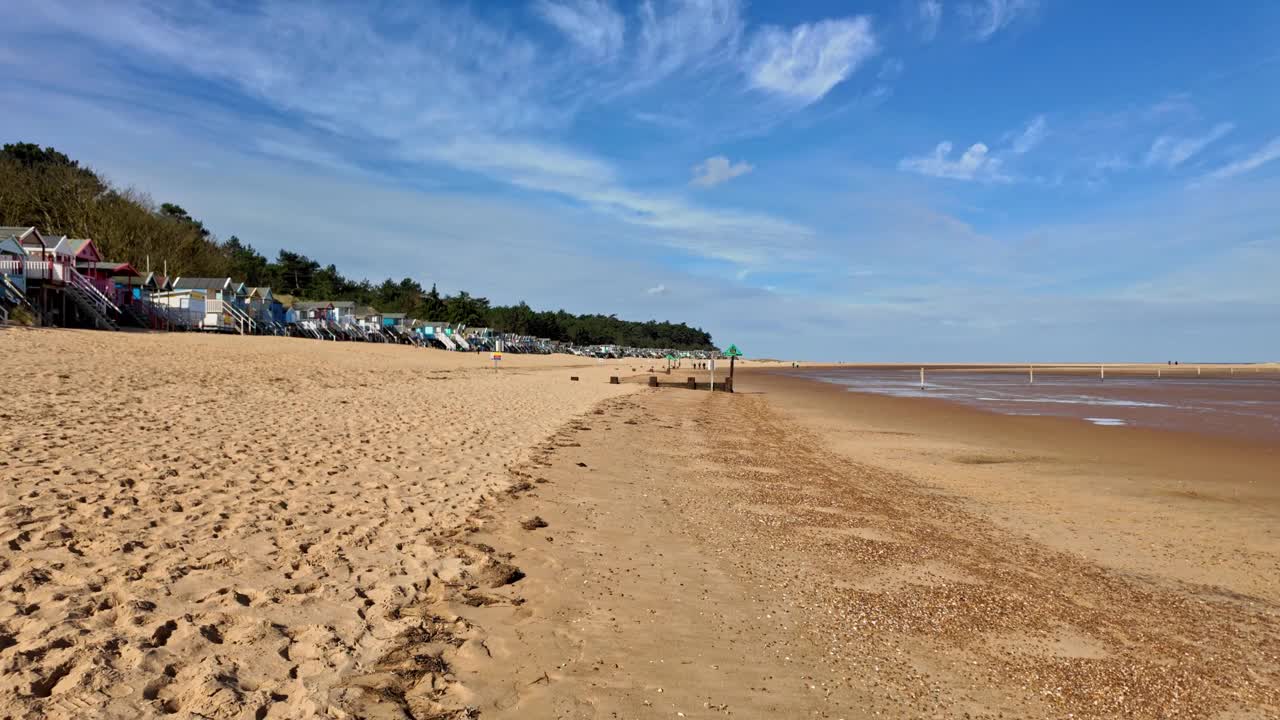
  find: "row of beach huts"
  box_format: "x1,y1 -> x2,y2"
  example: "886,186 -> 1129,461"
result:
0,226 -> 721,360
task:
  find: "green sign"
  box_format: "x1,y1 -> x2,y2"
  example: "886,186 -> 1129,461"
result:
665,354 -> 675,361
725,344 -> 743,357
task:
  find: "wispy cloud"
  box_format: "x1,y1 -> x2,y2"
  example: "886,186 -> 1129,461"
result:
534,0 -> 626,60
691,155 -> 754,187
916,0 -> 943,42
959,0 -> 1038,41
254,137 -> 367,176
899,141 -> 1010,182
1202,136 -> 1280,181
1010,114 -> 1048,154
633,0 -> 743,89
646,283 -> 668,295
1145,122 -> 1234,169
743,16 -> 878,105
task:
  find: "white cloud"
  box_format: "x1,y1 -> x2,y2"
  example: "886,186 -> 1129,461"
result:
1010,114 -> 1047,154
1203,136 -> 1280,181
534,0 -> 625,59
418,136 -> 618,188
917,0 -> 943,42
254,137 -> 367,176
1145,122 -> 1234,169
691,155 -> 753,187
960,0 -> 1038,41
744,16 -> 878,104
633,0 -> 743,88
899,141 -> 1010,182
646,283 -> 668,295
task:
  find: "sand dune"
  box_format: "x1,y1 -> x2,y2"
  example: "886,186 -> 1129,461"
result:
0,329 -> 634,719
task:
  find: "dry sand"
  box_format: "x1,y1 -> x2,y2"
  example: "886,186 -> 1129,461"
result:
3,330 -> 1278,719
0,328 -> 634,718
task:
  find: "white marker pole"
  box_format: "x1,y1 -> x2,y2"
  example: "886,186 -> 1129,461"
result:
1157,367 -> 1162,379
1100,364 -> 1105,382
920,367 -> 925,390
1198,366 -> 1202,377
710,358 -> 715,392
1029,365 -> 1034,385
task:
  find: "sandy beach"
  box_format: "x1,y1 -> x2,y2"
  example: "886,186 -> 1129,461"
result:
2,331 -> 1278,719
0,329 -> 635,718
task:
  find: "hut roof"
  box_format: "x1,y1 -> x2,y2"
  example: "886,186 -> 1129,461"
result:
62,238 -> 102,262
296,300 -> 356,309
173,277 -> 232,291
0,226 -> 37,242
87,261 -> 141,277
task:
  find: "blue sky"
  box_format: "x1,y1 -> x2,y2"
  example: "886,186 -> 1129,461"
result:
3,0 -> 1279,361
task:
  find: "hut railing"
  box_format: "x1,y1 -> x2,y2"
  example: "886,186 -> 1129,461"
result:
23,259 -> 71,283
68,266 -> 121,315
0,259 -> 24,277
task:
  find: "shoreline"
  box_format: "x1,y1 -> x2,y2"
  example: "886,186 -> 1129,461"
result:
741,365 -> 1280,452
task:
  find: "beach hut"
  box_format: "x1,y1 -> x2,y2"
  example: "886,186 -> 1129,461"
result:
142,273 -> 174,296
244,286 -> 271,323
63,238 -> 104,266
171,277 -> 254,333
4,228 -> 121,329
264,289 -> 285,327
173,277 -> 233,301
8,227 -> 61,282
292,300 -> 332,322
329,300 -> 357,324
0,235 -> 33,322
151,288 -> 207,329
1,235 -> 27,293
231,282 -> 252,318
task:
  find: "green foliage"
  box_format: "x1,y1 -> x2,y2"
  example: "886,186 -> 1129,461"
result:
8,306 -> 35,326
2,142 -> 82,170
0,140 -> 715,349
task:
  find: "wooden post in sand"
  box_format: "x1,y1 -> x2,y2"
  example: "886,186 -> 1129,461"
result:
648,376 -> 658,387
1100,364 -> 1105,381
920,367 -> 925,390
1158,367 -> 1162,379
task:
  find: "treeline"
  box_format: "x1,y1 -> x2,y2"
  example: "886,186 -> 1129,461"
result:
0,142 -> 715,349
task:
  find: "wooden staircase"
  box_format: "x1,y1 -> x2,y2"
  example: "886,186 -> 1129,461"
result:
65,268 -> 119,331
1,275 -> 41,324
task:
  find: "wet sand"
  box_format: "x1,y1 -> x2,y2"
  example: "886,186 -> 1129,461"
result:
791,366 -> 1280,440
442,370 -> 1279,718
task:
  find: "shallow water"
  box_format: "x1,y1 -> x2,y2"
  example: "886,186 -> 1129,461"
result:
798,369 -> 1280,441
